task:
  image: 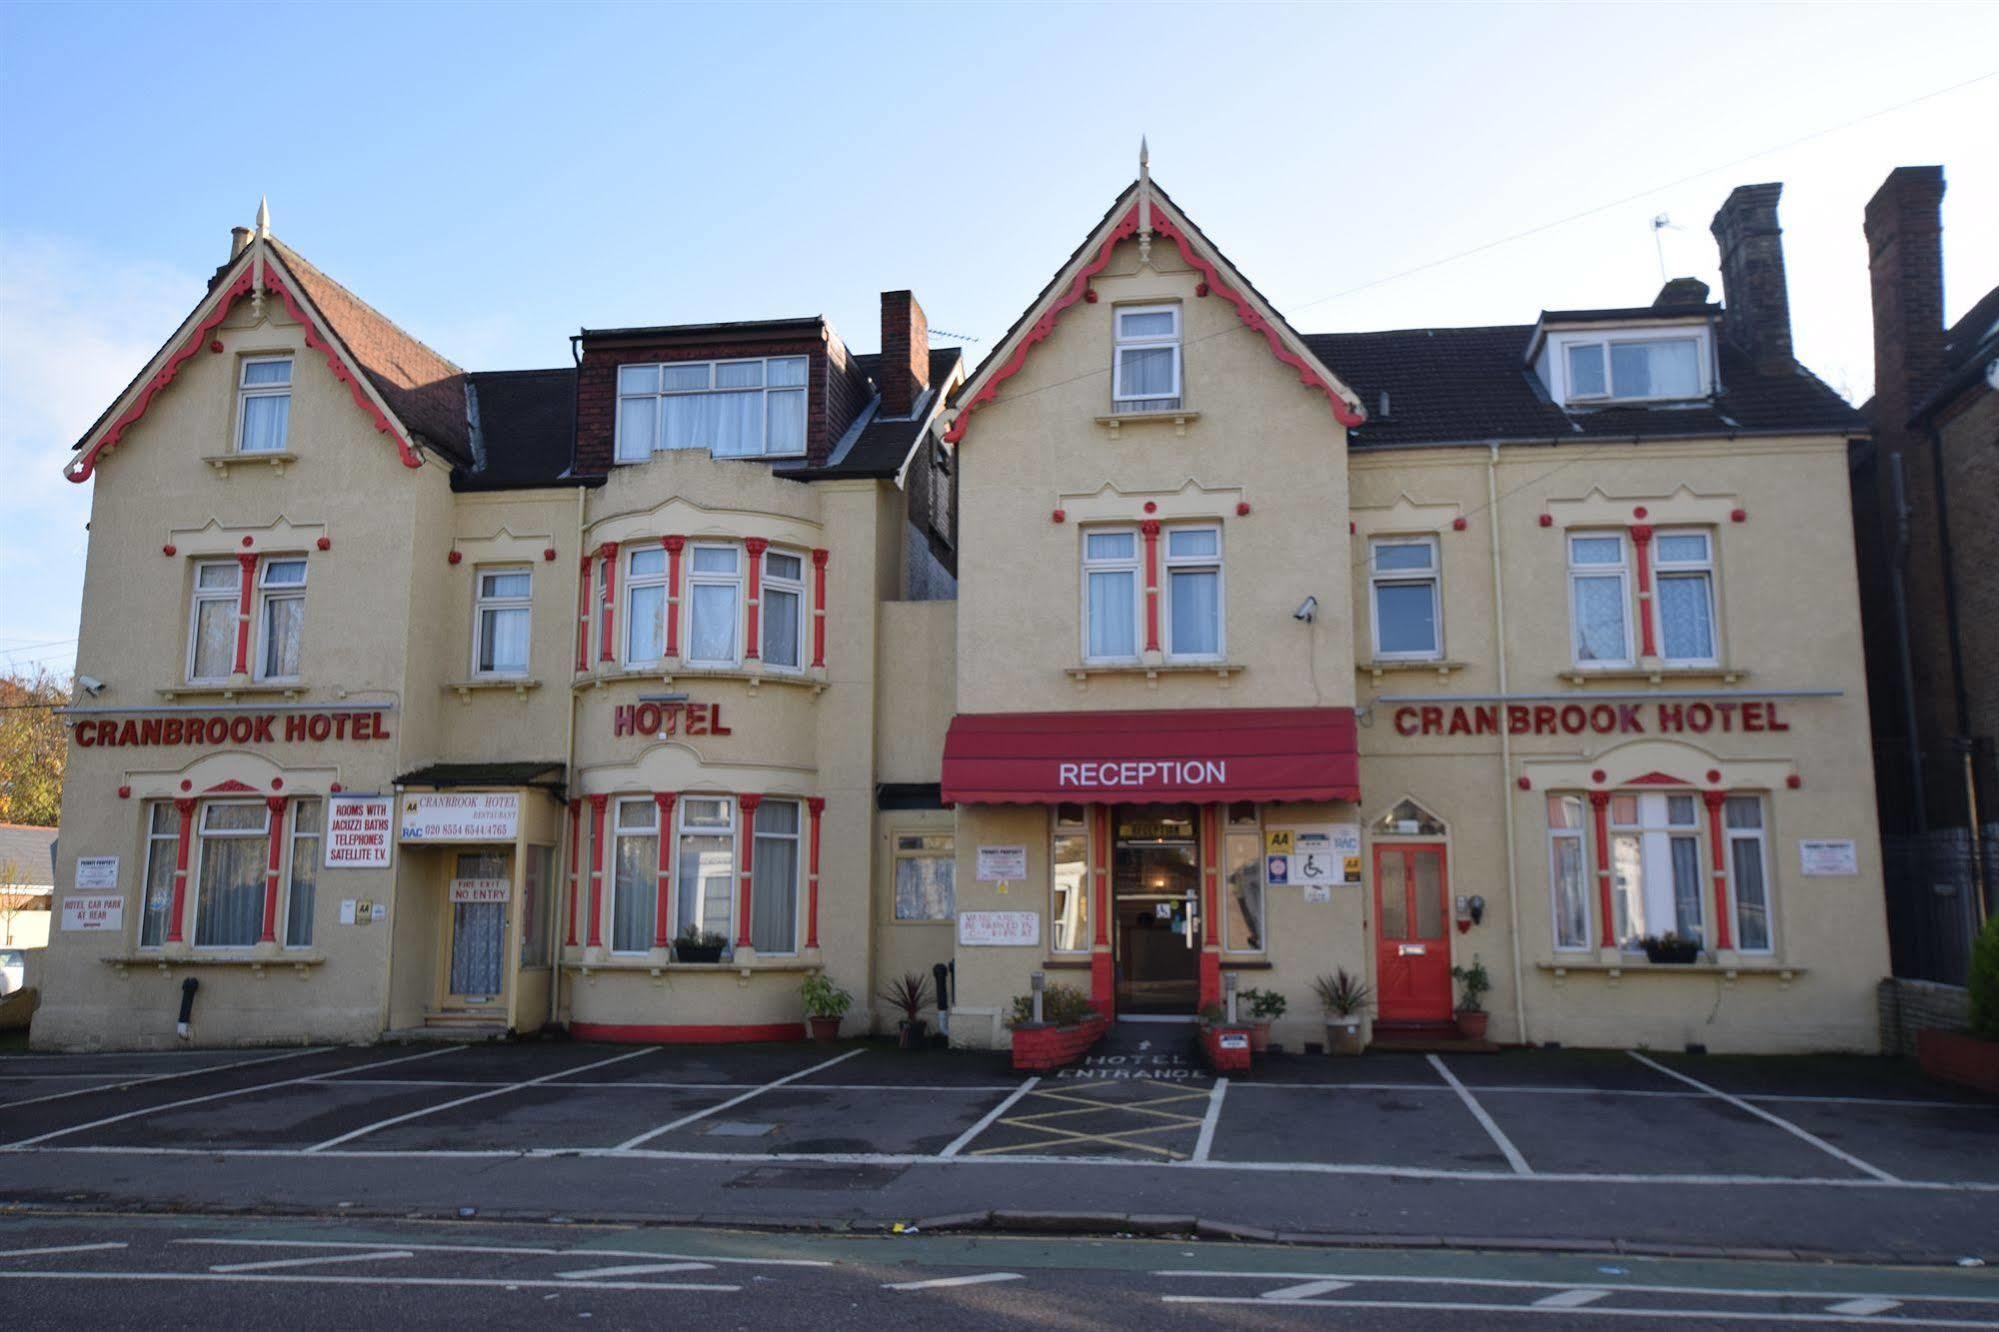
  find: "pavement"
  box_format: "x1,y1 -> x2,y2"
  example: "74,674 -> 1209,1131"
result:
2,1028 -> 1997,1266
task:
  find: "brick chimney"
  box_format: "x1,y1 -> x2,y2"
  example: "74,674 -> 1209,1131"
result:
230,226 -> 253,261
1864,165 -> 1947,419
1709,183 -> 1794,373
879,290 -> 929,418
1653,276 -> 1710,309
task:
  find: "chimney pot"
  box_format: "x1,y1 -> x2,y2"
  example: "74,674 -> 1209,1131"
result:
879,290 -> 929,417
1710,183 -> 1794,374
1653,276 -> 1710,308
230,226 -> 253,261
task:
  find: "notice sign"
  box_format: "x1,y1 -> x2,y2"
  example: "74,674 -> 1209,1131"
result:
958,911 -> 1040,947
326,796 -> 394,868
399,793 -> 520,843
449,877 -> 510,904
1799,839 -> 1860,877
976,845 -> 1028,882
74,856 -> 119,891
60,894 -> 123,931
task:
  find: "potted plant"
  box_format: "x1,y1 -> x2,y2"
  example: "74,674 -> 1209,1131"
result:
1641,933 -> 1702,965
1312,969 -> 1372,1055
1451,955 -> 1491,1040
878,972 -> 934,1050
1005,984 -> 1107,1071
672,925 -> 727,964
800,973 -> 852,1042
1241,987 -> 1287,1053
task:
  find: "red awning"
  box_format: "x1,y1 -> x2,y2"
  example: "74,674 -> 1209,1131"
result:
941,708 -> 1360,805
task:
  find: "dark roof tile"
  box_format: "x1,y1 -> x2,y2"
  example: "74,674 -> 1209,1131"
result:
455,368 -> 579,492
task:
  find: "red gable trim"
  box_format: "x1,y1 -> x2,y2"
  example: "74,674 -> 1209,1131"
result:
202,779 -> 260,794
1626,771 -> 1691,787
66,255 -> 421,484
943,203 -> 1366,445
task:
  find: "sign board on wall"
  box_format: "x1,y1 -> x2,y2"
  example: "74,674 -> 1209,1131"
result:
1799,839 -> 1860,876
327,796 -> 394,868
976,846 -> 1028,882
398,793 -> 520,844
60,895 -> 123,931
449,877 -> 510,904
958,911 -> 1040,947
1267,824 -> 1362,898
73,856 -> 118,891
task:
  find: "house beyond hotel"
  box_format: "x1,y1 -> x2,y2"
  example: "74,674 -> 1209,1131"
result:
39,175 -> 1888,1054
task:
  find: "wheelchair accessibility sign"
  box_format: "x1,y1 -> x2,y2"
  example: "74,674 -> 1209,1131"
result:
1269,824 -> 1363,898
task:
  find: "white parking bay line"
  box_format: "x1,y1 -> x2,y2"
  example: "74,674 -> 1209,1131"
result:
938,1076 -> 1038,1158
612,1048 -> 865,1152
1261,1279 -> 1352,1300
211,1250 -> 412,1273
178,1238 -> 827,1267
0,1243 -> 128,1260
1536,1288 -> 1611,1307
1628,1053 -> 1899,1183
1161,1295 -> 1999,1327
0,1046 -> 465,1149
885,1272 -> 1023,1291
0,1047 -> 330,1112
555,1262 -> 715,1279
306,1048 -> 656,1152
1428,1055 -> 1532,1175
1191,1077 -> 1229,1164
0,1271 -> 739,1294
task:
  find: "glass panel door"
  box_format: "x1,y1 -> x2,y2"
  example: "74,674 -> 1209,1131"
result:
1112,804 -> 1201,1013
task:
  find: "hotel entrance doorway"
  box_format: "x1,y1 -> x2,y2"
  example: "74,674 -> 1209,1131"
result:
1113,804 -> 1201,1013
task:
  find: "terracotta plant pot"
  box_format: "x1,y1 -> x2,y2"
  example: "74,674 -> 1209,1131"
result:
807,1015 -> 841,1043
1326,1020 -> 1363,1055
1918,1028 -> 1999,1094
1456,1009 -> 1490,1040
1249,1020 -> 1271,1054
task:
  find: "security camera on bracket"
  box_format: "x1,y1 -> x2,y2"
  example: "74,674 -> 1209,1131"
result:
1293,596 -> 1318,624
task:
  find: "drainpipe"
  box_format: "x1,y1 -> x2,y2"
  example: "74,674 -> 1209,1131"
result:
1926,423 -> 1988,927
551,483 -> 586,1031
1489,443 -> 1528,1046
1888,454 -> 1928,839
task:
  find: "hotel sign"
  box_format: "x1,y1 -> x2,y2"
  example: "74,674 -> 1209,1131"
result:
1394,701 -> 1794,738
399,793 -> 520,843
73,711 -> 393,748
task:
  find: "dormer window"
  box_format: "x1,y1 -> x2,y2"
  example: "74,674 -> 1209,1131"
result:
1533,317 -> 1714,409
1112,305 -> 1181,412
615,356 -> 809,462
237,357 -> 292,453
1565,337 -> 1702,402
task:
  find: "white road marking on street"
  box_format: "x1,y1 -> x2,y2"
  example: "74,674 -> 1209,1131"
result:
939,1076 -> 1039,1158
1827,1298 -> 1901,1316
1535,1288 -> 1611,1307
1223,1083 -> 1994,1109
210,1249 -> 412,1273
1261,1278 -> 1352,1300
0,1046 -> 465,1148
1156,1269 -> 1999,1306
0,1243 -> 127,1259
0,1271 -> 739,1293
1159,1295 -> 1999,1327
305,1048 -> 656,1151
177,1238 -> 828,1267
298,1078 -> 1022,1093
0,1048 -> 330,1111
1629,1052 -> 1900,1183
1191,1077 -> 1228,1163
1428,1054 -> 1532,1175
884,1272 -> 1023,1291
554,1261 -> 714,1279
614,1048 -> 866,1152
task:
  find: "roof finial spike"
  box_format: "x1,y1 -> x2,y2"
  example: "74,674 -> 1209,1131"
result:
1136,135 -> 1154,267
255,195 -> 270,238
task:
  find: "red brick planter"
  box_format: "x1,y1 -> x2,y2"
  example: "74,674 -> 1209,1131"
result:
1199,1023 -> 1254,1072
1917,1028 -> 1999,1095
1010,1013 -> 1109,1072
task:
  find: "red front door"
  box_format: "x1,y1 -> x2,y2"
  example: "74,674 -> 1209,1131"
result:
1373,843 -> 1451,1023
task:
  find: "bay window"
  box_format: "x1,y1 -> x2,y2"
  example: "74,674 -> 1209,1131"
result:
674,797 -> 736,948
751,799 -> 801,954
1654,530 -> 1717,664
624,547 -> 669,665
474,566 -> 532,677
1222,802 -> 1264,953
1370,536 -> 1441,660
1112,305 -> 1181,412
611,797 -> 658,954
685,545 -> 742,665
1164,525 -> 1222,659
237,357 -> 292,453
193,802 -> 269,948
1082,528 -> 1140,662
285,798 -> 321,947
895,832 -> 957,923
1568,532 -> 1632,667
761,549 -> 805,669
614,356 -> 810,462
1048,809 -> 1087,949
1609,792 -> 1704,947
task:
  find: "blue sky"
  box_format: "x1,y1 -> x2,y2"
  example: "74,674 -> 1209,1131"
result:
2,2 -> 1994,678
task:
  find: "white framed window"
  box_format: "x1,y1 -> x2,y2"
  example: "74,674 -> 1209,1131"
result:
236,357 -> 293,453
1370,536 -> 1441,660
674,796 -> 736,950
193,801 -> 270,948
1607,792 -> 1705,949
139,803 -> 180,948
1112,304 -> 1181,411
685,544 -> 743,665
1222,801 -> 1264,954
1547,794 -> 1591,952
761,549 -> 805,670
614,356 -> 810,462
611,796 -> 659,954
187,560 -> 241,682
1081,528 -> 1141,663
472,566 -> 532,677
254,558 -> 308,682
1048,807 -> 1086,949
624,547 -> 669,666
284,798 -> 321,948
1568,532 -> 1632,667
1725,795 -> 1773,953
895,832 -> 957,923
1561,335 -> 1703,404
1163,525 -> 1223,660
1653,529 -> 1718,665
751,799 -> 801,954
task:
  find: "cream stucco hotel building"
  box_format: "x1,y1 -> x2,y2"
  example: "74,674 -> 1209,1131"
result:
38,175 -> 1888,1054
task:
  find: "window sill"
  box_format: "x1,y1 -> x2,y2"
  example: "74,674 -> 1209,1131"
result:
566,952 -> 820,982
201,450 -> 299,477
575,663 -> 828,696
1559,664 -> 1750,686
1538,958 -> 1798,986
1066,660 -> 1243,691
1218,957 -> 1273,970
444,677 -> 542,703
1357,658 -> 1468,681
1094,410 -> 1201,439
1042,957 -> 1093,969
104,950 -> 325,979
157,679 -> 310,702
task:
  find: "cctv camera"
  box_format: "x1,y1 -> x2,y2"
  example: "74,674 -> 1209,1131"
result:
77,675 -> 105,696
1293,596 -> 1318,623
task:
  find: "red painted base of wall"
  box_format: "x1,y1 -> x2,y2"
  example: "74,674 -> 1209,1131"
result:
1199,1023 -> 1255,1073
1090,951 -> 1115,1020
1917,1028 -> 1999,1095
570,1021 -> 806,1045
1012,1014 -> 1110,1072
1199,950 -> 1221,1008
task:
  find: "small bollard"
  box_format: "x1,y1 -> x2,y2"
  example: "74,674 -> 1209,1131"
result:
1223,969 -> 1239,1025
1031,969 -> 1045,1024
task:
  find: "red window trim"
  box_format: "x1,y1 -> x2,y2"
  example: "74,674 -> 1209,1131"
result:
586,793 -> 608,949
810,548 -> 829,669
1588,791 -> 1613,948
743,538 -> 769,661
805,797 -> 824,950
166,797 -> 197,943
564,798 -> 582,947
663,536 -> 685,659
575,557 -> 591,674
258,796 -> 287,944
735,793 -> 762,949
598,543 -> 620,665
652,792 -> 677,949
1140,520 -> 1162,654
1703,789 -> 1733,950
1630,524 -> 1657,658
